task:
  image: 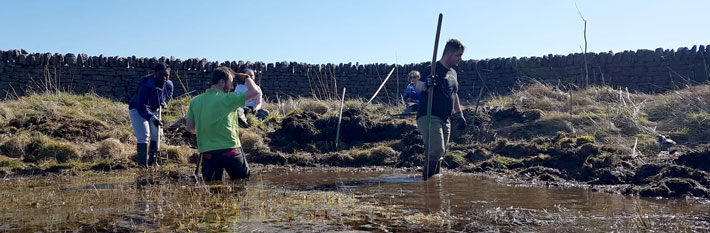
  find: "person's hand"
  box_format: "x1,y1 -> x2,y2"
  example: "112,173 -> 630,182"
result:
236,73 -> 249,80
151,116 -> 163,127
425,76 -> 436,88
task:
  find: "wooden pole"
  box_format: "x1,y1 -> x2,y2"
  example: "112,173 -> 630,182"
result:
335,88 -> 346,149
424,13 -> 443,180
366,67 -> 396,104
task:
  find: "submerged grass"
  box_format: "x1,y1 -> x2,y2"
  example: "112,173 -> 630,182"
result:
0,168 -> 424,232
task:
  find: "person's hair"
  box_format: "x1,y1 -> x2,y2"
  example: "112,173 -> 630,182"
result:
442,39 -> 465,56
408,70 -> 420,79
153,62 -> 171,73
212,66 -> 234,85
239,66 -> 254,74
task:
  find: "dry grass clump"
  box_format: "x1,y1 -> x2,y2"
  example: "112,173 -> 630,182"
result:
0,92 -> 128,124
298,99 -> 330,114
264,97 -> 331,116
98,127 -> 135,144
0,155 -> 25,169
511,82 -> 569,111
264,96 -> 398,121
645,85 -> 710,145
0,91 -> 200,169
162,96 -> 192,124
24,134 -> 80,163
484,81 -> 677,154
239,130 -> 263,154
163,145 -> 194,164
351,145 -> 396,166
94,138 -> 131,160
485,81 -> 710,156
0,133 -> 31,159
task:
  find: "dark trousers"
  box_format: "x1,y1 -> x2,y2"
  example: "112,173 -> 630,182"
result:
403,103 -> 418,114
201,148 -> 250,181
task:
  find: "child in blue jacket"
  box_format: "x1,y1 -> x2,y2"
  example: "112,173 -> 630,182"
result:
401,70 -> 421,116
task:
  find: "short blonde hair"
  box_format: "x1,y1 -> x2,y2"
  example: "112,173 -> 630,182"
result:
408,70 -> 420,79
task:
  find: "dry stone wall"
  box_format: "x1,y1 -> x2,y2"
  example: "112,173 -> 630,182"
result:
1,45 -> 709,103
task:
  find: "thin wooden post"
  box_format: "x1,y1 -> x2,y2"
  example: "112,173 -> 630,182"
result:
366,67 -> 396,104
335,88 -> 346,149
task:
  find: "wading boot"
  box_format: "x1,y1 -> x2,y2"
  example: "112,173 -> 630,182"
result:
148,141 -> 160,167
422,158 -> 442,181
136,143 -> 148,167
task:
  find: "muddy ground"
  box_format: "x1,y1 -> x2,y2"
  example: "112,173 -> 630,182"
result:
237,106 -> 710,199
2,100 -> 710,200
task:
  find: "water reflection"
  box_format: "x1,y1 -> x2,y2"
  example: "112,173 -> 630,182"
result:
255,167 -> 710,231
2,167 -> 709,232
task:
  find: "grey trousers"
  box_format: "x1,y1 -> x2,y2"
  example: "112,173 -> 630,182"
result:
129,109 -> 162,144
416,115 -> 451,163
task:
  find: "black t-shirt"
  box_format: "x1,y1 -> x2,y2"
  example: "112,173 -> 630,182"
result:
416,61 -> 459,120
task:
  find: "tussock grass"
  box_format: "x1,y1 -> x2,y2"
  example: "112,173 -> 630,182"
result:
264,97 -> 403,120
0,92 -> 152,169
2,79 -> 709,173
485,82 -> 710,156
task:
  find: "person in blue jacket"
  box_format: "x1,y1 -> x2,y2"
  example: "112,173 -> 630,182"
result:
128,62 -> 174,167
401,70 -> 421,117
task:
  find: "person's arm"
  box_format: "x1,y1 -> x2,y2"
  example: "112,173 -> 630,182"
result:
403,86 -> 412,102
186,118 -> 196,134
453,93 -> 464,118
185,102 -> 196,134
137,85 -> 157,121
415,80 -> 427,92
253,86 -> 263,110
244,77 -> 259,101
164,80 -> 174,103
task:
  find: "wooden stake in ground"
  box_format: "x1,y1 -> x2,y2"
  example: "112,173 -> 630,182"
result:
367,67 -> 396,105
335,87 -> 346,149
424,13 -> 443,180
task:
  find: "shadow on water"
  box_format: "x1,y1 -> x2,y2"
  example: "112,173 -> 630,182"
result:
1,167 -> 710,232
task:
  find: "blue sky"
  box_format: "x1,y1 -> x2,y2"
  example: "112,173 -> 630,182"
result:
1,0 -> 708,64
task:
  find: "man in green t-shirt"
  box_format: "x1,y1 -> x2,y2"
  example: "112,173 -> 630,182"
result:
185,66 -> 259,181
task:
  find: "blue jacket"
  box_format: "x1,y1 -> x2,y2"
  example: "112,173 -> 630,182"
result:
403,83 -> 420,103
128,75 -> 174,121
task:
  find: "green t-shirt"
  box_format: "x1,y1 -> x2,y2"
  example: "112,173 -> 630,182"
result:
186,88 -> 246,153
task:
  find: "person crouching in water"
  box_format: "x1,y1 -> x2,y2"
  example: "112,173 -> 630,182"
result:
128,62 -> 173,167
185,66 -> 259,181
400,70 -> 421,117
234,67 -> 268,127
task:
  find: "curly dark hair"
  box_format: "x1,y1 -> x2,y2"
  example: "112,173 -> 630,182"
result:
153,62 -> 170,73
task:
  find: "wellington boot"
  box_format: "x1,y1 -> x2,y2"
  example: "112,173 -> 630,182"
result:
136,143 -> 149,168
422,158 -> 442,180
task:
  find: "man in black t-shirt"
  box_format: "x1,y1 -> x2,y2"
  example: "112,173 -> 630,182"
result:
415,39 -> 466,180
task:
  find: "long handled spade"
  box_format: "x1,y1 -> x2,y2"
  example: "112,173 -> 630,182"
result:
424,13 -> 443,180
156,105 -> 162,167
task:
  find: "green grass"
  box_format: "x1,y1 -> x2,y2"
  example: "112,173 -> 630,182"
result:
444,151 -> 468,168
0,155 -> 25,169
